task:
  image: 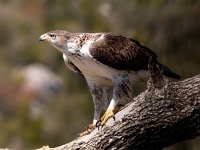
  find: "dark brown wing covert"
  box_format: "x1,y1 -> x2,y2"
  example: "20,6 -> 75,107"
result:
89,33 -> 158,71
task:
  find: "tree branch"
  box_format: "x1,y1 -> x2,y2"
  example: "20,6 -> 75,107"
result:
37,74 -> 200,150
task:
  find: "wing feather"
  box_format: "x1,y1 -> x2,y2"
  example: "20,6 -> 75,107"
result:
63,54 -> 82,75
89,33 -> 157,71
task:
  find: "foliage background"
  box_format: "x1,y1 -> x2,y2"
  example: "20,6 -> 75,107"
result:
0,0 -> 199,149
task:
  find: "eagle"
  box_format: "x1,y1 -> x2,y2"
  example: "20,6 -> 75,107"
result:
39,30 -> 180,136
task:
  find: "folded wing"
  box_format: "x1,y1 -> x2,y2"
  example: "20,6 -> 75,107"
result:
89,33 -> 158,71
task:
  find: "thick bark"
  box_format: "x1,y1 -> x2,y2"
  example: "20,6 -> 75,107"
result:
38,74 -> 200,150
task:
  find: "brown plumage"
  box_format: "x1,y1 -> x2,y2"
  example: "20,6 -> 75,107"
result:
90,33 -> 158,71
90,33 -> 180,79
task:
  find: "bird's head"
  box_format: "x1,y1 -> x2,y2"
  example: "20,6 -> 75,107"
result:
39,30 -> 70,50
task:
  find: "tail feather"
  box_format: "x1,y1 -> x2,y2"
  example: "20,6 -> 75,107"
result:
159,63 -> 181,79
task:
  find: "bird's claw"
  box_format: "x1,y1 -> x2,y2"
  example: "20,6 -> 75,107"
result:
96,109 -> 115,129
96,120 -> 101,130
78,124 -> 95,137
79,105 -> 124,135
96,104 -> 125,129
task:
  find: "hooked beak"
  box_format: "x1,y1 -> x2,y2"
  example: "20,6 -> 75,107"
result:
38,34 -> 47,42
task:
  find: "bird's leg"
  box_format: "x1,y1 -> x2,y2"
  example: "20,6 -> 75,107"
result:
99,74 -> 132,127
79,80 -> 106,137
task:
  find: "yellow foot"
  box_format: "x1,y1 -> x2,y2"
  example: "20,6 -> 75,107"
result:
99,109 -> 115,127
78,124 -> 95,137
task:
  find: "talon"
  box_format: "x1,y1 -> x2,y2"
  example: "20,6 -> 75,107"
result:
96,120 -> 101,130
78,124 -> 95,137
112,115 -> 115,121
100,109 -> 114,126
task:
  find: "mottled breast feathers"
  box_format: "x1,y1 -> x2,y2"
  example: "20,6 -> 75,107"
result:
89,33 -> 158,71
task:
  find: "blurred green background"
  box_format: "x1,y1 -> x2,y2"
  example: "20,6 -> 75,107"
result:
0,0 -> 199,149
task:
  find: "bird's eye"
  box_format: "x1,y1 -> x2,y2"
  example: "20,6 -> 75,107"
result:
49,34 -> 56,39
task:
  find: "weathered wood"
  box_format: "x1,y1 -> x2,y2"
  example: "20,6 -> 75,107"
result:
37,74 -> 200,150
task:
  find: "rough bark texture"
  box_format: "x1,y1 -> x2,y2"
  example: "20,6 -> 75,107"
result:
37,74 -> 200,150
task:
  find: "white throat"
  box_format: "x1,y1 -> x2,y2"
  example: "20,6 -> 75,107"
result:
66,42 -> 79,53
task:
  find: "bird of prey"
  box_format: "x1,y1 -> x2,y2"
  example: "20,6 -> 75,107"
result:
39,30 -> 180,136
